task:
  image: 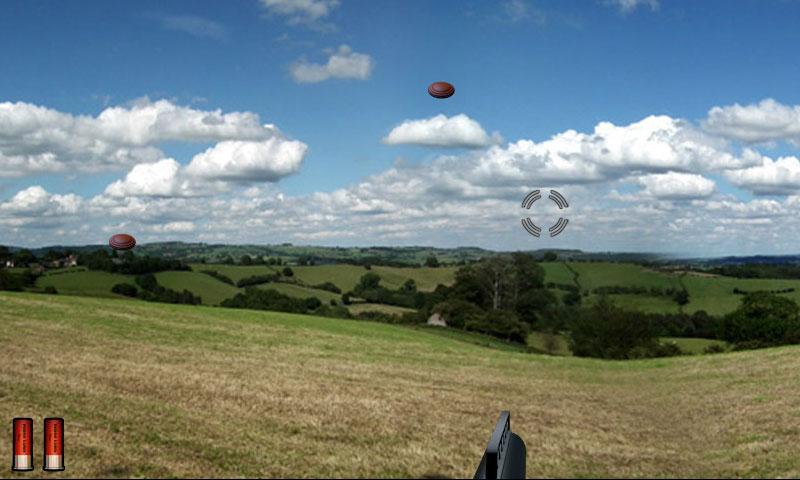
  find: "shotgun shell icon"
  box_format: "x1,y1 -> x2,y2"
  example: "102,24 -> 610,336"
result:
43,418 -> 65,471
12,418 -> 34,471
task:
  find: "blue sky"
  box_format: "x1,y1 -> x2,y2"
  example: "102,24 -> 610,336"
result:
2,0 -> 800,255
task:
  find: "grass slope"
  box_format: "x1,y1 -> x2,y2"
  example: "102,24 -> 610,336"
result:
155,271 -> 241,306
0,292 -> 798,478
36,270 -> 135,298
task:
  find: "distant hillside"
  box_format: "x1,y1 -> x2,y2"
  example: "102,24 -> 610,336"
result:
8,242 -> 671,265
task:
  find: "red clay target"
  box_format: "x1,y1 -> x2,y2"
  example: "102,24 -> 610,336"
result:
109,233 -> 136,251
428,81 -> 455,99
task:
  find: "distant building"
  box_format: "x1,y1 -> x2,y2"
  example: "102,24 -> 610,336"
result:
4,260 -> 15,268
427,313 -> 447,327
47,254 -> 78,269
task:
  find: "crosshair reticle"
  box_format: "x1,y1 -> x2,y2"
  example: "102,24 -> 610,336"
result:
521,189 -> 569,237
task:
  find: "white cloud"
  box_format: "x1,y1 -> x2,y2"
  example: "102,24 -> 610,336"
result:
157,14 -> 228,40
6,104 -> 800,256
704,98 -> 800,144
104,159 -> 199,198
383,114 -> 502,149
142,221 -> 197,233
260,0 -> 339,25
290,45 -> 374,84
185,139 -> 307,182
0,186 -> 83,229
0,98 -> 283,176
463,115 -> 749,186
606,0 -> 659,13
637,171 -> 716,199
724,155 -> 800,194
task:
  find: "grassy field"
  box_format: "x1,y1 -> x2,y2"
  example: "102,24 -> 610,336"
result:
681,275 -> 800,316
155,271 -> 241,306
587,293 -> 682,314
347,303 -> 416,316
528,332 -> 729,357
556,262 -> 800,316
1,292 -> 798,478
191,264 -> 458,293
257,282 -> 342,304
540,262 -> 577,286
567,262 -> 681,291
36,270 -> 135,298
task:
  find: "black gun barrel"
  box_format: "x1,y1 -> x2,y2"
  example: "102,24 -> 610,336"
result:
473,411 -> 526,479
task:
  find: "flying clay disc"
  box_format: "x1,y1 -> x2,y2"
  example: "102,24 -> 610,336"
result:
428,81 -> 455,99
109,233 -> 136,251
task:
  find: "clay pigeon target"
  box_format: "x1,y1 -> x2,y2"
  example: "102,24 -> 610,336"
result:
428,81 -> 455,99
109,233 -> 136,251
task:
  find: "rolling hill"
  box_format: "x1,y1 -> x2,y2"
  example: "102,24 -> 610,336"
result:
0,292 -> 797,477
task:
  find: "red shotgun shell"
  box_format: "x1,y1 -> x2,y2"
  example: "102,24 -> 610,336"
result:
43,418 -> 64,471
12,418 -> 33,471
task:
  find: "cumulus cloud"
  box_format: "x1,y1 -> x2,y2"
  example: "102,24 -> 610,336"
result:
704,98 -> 800,144
0,98 -> 289,176
637,172 -> 716,199
290,45 -> 374,84
260,0 -> 339,25
463,115 -> 751,186
606,0 -> 659,13
383,114 -> 502,149
5,103 -> 800,255
185,139 -> 307,182
724,155 -> 800,194
104,159 -> 199,198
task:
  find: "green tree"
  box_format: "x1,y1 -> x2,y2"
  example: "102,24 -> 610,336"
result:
400,279 -> 417,293
240,255 -> 253,266
542,251 -> 558,262
356,272 -> 382,291
0,245 -> 11,262
13,249 -> 36,267
674,290 -> 690,306
721,292 -> 800,346
568,297 -> 659,359
282,266 -> 294,277
424,255 -> 440,268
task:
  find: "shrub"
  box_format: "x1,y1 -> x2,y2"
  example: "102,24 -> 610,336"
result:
201,270 -> 235,285
568,297 -> 660,359
237,273 -> 281,288
432,299 -> 485,329
465,310 -> 530,344
703,344 -> 726,354
282,267 -> 294,277
112,283 -> 138,297
720,292 -> 800,347
313,281 -> 342,294
43,286 -> 58,295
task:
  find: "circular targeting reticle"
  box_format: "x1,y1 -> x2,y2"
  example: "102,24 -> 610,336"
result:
521,189 -> 570,237
109,233 -> 136,251
428,81 -> 455,99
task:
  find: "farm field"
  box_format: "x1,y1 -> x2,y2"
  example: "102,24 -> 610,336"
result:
526,332 -> 727,356
0,292 -> 798,478
256,282 -> 342,304
36,270 -> 135,298
155,271 -> 241,306
347,303 -> 416,316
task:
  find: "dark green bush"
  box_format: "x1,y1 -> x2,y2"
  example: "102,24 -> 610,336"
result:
112,283 -> 138,297
720,292 -> 800,347
703,344 -> 726,354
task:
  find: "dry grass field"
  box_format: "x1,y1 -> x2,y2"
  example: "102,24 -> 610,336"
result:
1,292 -> 798,478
